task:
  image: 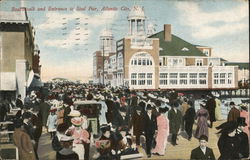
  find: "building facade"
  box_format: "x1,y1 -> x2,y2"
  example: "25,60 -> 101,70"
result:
93,6 -> 239,90
0,10 -> 40,100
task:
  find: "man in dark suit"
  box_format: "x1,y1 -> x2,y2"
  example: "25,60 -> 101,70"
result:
227,101 -> 240,122
236,117 -> 249,158
168,102 -> 182,145
190,135 -> 215,160
143,104 -> 157,158
16,94 -> 23,109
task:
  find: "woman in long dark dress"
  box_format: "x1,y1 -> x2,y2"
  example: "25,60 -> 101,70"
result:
216,121 -> 240,160
194,102 -> 210,139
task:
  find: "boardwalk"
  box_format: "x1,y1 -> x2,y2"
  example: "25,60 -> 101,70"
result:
38,120 -> 225,160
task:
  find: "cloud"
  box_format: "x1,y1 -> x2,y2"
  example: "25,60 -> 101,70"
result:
36,10 -> 117,30
176,2 -> 248,39
36,10 -> 117,48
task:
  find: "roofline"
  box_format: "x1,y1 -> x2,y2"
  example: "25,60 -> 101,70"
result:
195,46 -> 211,48
0,20 -> 29,24
225,62 -> 250,64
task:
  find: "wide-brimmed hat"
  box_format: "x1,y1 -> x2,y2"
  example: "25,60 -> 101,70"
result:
240,103 -> 248,110
68,110 -> 81,117
237,117 -> 247,127
216,121 -> 238,134
60,135 -> 74,142
49,107 -> 57,112
71,117 -> 83,126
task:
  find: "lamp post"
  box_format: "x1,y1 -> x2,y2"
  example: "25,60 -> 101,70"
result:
102,39 -> 105,85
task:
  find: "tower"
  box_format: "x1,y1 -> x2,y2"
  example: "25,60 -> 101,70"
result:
127,6 -> 146,37
100,29 -> 114,56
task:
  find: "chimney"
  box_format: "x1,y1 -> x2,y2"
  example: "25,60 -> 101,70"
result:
164,24 -> 171,42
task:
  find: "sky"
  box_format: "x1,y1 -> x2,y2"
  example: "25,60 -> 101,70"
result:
0,0 -> 249,82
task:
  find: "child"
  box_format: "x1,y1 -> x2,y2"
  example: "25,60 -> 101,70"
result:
47,107 -> 58,138
56,135 -> 79,160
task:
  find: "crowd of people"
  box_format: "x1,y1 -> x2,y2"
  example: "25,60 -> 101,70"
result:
0,82 -> 249,160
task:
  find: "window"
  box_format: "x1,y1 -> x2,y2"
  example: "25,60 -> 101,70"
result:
134,59 -> 137,65
220,73 -> 226,78
160,73 -> 168,85
142,59 -> 146,65
131,73 -> 137,85
138,73 -> 146,85
131,60 -> 133,65
220,73 -> 226,84
170,73 -> 178,78
190,73 -> 197,84
169,73 -> 178,85
138,59 -> 141,65
220,79 -> 225,84
203,49 -> 210,56
168,58 -> 184,66
196,59 -> 203,66
228,73 -> 232,84
147,73 -> 153,85
214,73 -> 219,78
179,73 -> 188,85
180,73 -> 187,78
117,53 -> 123,68
199,73 -> 207,84
173,59 -> 178,66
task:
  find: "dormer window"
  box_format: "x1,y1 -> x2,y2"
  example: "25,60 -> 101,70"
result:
196,59 -> 203,66
203,49 -> 210,56
181,47 -> 189,51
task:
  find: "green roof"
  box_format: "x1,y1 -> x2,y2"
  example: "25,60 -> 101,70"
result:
149,31 -> 207,57
225,62 -> 249,69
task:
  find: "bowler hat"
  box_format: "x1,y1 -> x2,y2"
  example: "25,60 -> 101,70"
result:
146,104 -> 153,110
237,117 -> 247,127
159,107 -> 169,113
229,101 -> 235,106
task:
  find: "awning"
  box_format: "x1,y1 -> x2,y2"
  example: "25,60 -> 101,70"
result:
0,72 -> 16,90
27,71 -> 43,88
29,76 -> 43,88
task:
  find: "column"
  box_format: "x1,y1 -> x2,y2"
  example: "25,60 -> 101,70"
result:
129,20 -> 132,35
16,59 -> 27,101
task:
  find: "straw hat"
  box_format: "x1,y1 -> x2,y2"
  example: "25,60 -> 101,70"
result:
49,107 -> 57,112
60,135 -> 74,142
71,117 -> 83,126
68,110 -> 81,117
